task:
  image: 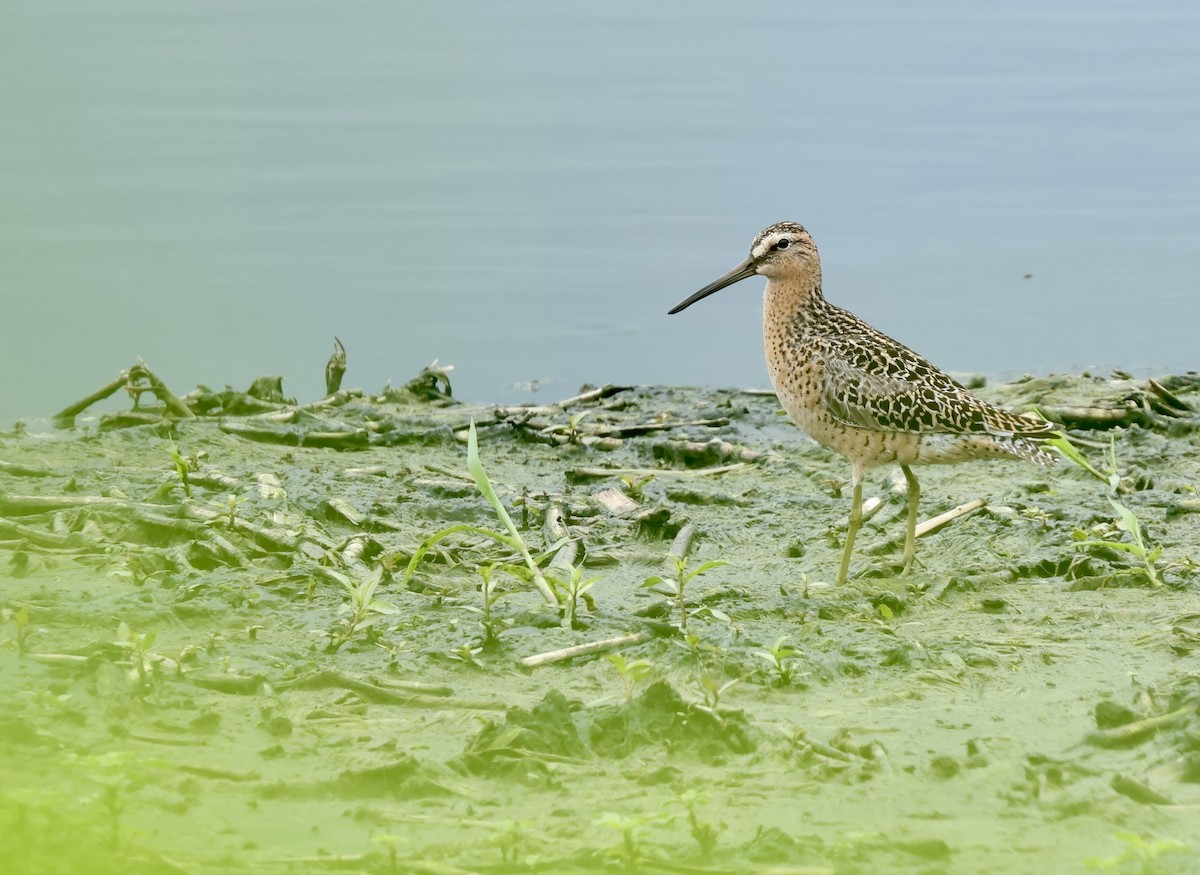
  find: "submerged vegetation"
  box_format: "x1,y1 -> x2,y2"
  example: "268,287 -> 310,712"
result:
1,361 -> 1199,872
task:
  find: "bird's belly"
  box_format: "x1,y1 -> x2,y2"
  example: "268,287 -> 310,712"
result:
772,378 -> 905,470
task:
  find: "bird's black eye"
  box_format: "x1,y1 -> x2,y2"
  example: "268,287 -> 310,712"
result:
775,239 -> 791,250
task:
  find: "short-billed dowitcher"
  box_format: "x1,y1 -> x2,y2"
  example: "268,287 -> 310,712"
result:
669,222 -> 1056,584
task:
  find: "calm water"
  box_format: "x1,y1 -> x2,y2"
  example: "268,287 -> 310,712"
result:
2,1 -> 1198,424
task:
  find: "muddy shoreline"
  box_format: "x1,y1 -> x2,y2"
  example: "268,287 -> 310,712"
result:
1,370 -> 1198,874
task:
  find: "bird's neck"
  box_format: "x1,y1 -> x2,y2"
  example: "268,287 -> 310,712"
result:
763,269 -> 826,324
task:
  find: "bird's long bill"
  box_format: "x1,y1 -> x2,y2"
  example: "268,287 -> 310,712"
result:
667,256 -> 758,315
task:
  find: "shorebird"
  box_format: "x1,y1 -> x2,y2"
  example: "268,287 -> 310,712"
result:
669,222 -> 1056,584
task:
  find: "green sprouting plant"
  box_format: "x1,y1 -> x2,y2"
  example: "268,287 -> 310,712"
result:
446,641 -> 484,668
490,819 -> 534,866
1083,831 -> 1190,873
620,473 -> 654,501
113,621 -> 170,692
326,566 -> 398,653
170,443 -> 192,499
607,652 -> 655,702
372,832 -> 408,872
596,809 -> 674,872
561,562 -> 601,628
1076,499 -> 1164,586
564,410 -> 589,444
225,493 -> 240,527
4,606 -> 30,654
464,564 -> 515,646
402,422 -> 561,605
642,556 -> 728,633
753,635 -> 801,686
696,674 -> 741,712
672,789 -> 723,858
69,751 -> 170,851
1053,434 -> 1164,586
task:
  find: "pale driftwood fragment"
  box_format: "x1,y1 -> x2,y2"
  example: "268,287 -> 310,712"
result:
668,523 -> 695,562
588,417 -> 730,438
0,492 -> 304,559
25,653 -> 91,666
542,504 -> 570,546
567,463 -> 748,480
53,360 -> 194,428
1147,377 -> 1192,414
341,466 -> 388,478
1082,703 -> 1197,748
915,498 -> 986,538
555,384 -> 633,408
0,494 -> 125,517
187,469 -> 241,491
341,534 -> 370,566
217,419 -> 370,448
183,504 -> 307,553
671,437 -> 764,463
519,631 -> 651,668
0,519 -> 84,550
324,498 -> 365,526
0,459 -> 53,478
841,495 -> 884,528
492,405 -> 559,419
593,487 -> 638,516
279,670 -> 504,710
52,372 -> 131,427
300,387 -> 362,411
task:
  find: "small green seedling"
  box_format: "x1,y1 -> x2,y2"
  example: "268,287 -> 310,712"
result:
620,473 -> 654,501
4,606 -> 30,655
607,652 -> 655,702
1084,831 -> 1189,872
372,832 -> 408,872
753,635 -> 802,686
642,556 -> 728,633
1076,499 -> 1164,586
596,809 -> 674,872
490,819 -> 533,866
562,563 -> 601,628
446,642 -> 484,668
697,674 -> 741,712
564,410 -> 589,444
170,444 -> 192,499
464,564 -> 515,646
113,620 -> 174,692
673,789 -> 723,858
326,566 -> 398,653
1056,434 -> 1164,585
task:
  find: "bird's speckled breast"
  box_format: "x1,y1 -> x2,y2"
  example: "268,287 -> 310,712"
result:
764,312 -> 911,472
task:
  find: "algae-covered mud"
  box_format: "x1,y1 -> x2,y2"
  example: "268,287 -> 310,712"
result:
2,368 -> 1199,874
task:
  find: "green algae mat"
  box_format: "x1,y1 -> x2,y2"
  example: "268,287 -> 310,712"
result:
2,368 -> 1199,874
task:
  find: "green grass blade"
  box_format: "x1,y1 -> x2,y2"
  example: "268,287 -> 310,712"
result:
401,523 -> 519,585
468,421 -> 559,605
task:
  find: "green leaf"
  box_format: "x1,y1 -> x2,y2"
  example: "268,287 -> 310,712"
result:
1046,432 -> 1107,483
685,559 -> 729,582
1109,499 -> 1145,550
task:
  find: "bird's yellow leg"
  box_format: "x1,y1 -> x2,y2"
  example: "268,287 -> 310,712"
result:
900,464 -> 920,575
836,474 -> 864,585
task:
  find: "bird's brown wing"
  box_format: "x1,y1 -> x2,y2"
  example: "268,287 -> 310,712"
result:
817,344 -> 1053,438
